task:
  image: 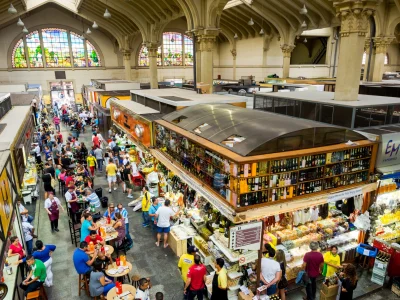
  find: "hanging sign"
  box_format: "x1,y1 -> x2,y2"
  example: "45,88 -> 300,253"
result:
327,187 -> 363,203
229,222 -> 262,251
376,133 -> 400,168
238,251 -> 258,266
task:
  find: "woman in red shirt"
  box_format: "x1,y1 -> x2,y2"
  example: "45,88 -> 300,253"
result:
8,236 -> 26,277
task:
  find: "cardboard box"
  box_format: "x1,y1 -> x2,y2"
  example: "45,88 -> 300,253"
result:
320,290 -> 338,300
321,283 -> 339,297
238,291 -> 255,300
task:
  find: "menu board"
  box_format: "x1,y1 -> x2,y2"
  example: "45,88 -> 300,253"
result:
229,222 -> 263,251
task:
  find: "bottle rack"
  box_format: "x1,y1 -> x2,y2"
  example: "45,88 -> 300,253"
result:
236,146 -> 372,208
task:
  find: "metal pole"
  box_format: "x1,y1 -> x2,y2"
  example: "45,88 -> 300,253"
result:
332,28 -> 339,78
366,17 -> 376,81
192,33 -> 197,92
256,220 -> 265,286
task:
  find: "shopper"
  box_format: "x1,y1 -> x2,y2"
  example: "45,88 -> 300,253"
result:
42,169 -> 54,200
103,202 -> 116,219
81,213 -> 98,242
210,258 -> 228,300
44,192 -> 64,232
323,245 -> 342,278
122,163 -> 133,198
135,277 -> 152,300
21,220 -> 35,255
19,255 -> 46,297
260,244 -> 282,296
85,188 -> 101,208
113,212 -> 126,247
94,146 -> 104,172
17,199 -> 33,223
179,246 -> 197,298
86,153 -> 97,177
93,132 -> 100,148
72,242 -> 97,276
275,249 -> 288,300
106,160 -> 118,192
185,254 -> 207,300
53,115 -> 60,131
115,203 -> 133,248
155,199 -> 176,248
142,186 -> 151,227
89,261 -> 115,298
302,241 -> 324,300
84,230 -> 105,246
149,197 -> 161,232
339,264 -> 358,300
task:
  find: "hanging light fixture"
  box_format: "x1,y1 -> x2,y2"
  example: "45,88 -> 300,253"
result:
334,33 -> 339,40
248,18 -> 254,26
92,21 -> 99,29
8,3 -> 17,14
234,33 -> 238,39
299,4 -> 307,15
171,36 -> 175,43
86,28 -> 92,35
104,8 -> 111,19
17,18 -> 24,27
259,28 -> 264,35
303,37 -> 307,43
22,26 -> 28,33
301,21 -> 307,29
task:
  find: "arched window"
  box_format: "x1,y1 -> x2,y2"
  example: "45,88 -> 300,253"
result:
138,32 -> 193,67
11,28 -> 102,69
362,51 -> 389,65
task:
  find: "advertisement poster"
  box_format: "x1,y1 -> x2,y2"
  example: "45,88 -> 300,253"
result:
0,168 -> 12,235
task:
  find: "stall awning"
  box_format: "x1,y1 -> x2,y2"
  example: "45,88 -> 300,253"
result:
162,104 -> 367,156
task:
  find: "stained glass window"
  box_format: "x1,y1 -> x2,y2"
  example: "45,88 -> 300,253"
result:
11,28 -> 102,69
138,45 -> 162,66
25,31 -> 43,68
86,40 -> 101,67
184,36 -> 194,66
70,32 -> 86,67
12,39 -> 27,68
42,28 -> 71,68
138,32 -> 193,67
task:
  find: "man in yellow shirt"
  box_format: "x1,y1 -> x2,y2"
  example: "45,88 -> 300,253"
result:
323,245 -> 341,277
211,258 -> 228,300
106,160 -> 118,193
86,153 -> 97,177
178,246 -> 197,299
141,186 -> 151,227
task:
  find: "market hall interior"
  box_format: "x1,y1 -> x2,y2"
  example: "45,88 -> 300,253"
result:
1,0 -> 400,300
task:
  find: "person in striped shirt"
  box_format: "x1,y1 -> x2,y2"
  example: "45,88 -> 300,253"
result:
85,188 -> 101,208
115,203 -> 133,248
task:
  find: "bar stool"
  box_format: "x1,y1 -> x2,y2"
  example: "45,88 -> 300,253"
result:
131,275 -> 141,289
78,273 -> 90,296
68,220 -> 81,246
26,284 -> 47,300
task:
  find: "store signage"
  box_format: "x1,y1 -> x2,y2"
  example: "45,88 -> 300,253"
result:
327,187 -> 363,203
376,133 -> 400,168
238,251 -> 258,266
205,150 -> 223,163
229,222 -> 262,251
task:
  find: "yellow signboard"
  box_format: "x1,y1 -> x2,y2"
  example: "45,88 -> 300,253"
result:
0,169 -> 12,234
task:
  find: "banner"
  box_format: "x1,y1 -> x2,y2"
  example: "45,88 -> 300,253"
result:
0,168 -> 12,234
327,187 -> 363,203
376,133 -> 400,168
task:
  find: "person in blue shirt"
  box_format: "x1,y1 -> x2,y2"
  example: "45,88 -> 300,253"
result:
17,240 -> 56,287
115,203 -> 132,248
73,241 -> 97,276
85,188 -> 101,208
81,213 -> 98,242
148,197 -> 162,232
103,203 -> 116,220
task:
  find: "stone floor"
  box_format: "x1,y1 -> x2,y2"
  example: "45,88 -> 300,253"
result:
32,123 -> 183,300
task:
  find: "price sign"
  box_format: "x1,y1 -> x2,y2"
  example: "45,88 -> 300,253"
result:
363,249 -> 370,256
238,251 -> 259,266
230,222 -> 262,251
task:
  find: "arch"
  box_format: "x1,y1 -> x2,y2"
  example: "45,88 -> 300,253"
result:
388,17 -> 400,36
137,31 -> 193,67
8,24 -> 104,69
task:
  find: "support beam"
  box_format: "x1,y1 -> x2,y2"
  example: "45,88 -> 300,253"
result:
122,51 -> 132,81
281,44 -> 295,78
333,1 -> 379,101
363,38 -> 371,81
371,36 -> 394,82
231,48 -> 237,80
197,29 -> 219,93
147,46 -> 159,89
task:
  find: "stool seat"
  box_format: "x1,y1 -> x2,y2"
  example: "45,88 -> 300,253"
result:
78,273 -> 90,296
26,291 -> 40,299
131,275 -> 140,289
26,285 -> 47,300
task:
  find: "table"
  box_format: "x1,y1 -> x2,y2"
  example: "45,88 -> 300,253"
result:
105,262 -> 132,283
88,245 -> 114,256
106,284 -> 136,300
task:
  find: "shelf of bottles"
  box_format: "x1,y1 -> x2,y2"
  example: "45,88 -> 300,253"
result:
155,123 -> 373,210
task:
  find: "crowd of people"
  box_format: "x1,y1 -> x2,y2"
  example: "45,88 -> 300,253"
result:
10,99 -> 360,300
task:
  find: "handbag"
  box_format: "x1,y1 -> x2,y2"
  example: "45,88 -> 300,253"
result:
51,178 -> 56,188
278,276 -> 288,289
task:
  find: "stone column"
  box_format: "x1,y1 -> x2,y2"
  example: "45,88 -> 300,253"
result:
122,51 -> 132,81
198,34 -> 217,92
195,41 -> 201,85
372,37 -> 394,82
281,44 -> 295,78
334,2 -> 378,101
147,46 -> 159,89
363,39 -> 371,81
231,49 -> 237,80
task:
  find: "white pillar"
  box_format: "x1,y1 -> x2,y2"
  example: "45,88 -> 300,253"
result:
198,34 -> 217,92
231,49 -> 237,80
123,51 -> 132,81
371,37 -> 394,82
148,46 -> 158,89
281,44 -> 295,78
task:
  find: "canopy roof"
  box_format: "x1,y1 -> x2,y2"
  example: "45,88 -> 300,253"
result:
162,104 -> 366,156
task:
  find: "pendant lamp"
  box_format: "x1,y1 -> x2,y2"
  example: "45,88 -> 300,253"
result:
17,18 -> 24,27
248,18 -> 254,26
301,21 -> 307,29
234,33 -> 238,39
22,26 -> 28,33
8,3 -> 17,14
86,28 -> 92,35
92,21 -> 99,29
299,4 -> 307,15
104,8 -> 111,19
259,28 -> 264,35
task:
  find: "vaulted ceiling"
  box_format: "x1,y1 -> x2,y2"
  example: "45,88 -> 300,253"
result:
0,0 -> 397,50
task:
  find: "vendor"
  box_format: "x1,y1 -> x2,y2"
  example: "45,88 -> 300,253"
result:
210,258 -> 228,300
323,246 -> 342,278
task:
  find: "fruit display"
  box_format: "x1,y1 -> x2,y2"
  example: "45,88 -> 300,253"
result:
194,235 -> 211,256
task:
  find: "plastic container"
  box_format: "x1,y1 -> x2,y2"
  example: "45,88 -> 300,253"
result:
22,190 -> 32,204
100,196 -> 108,208
356,243 -> 378,257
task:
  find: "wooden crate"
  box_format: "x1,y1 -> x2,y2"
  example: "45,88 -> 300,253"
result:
168,231 -> 187,257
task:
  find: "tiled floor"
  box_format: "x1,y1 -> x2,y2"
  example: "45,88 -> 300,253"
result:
32,123 -> 183,300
